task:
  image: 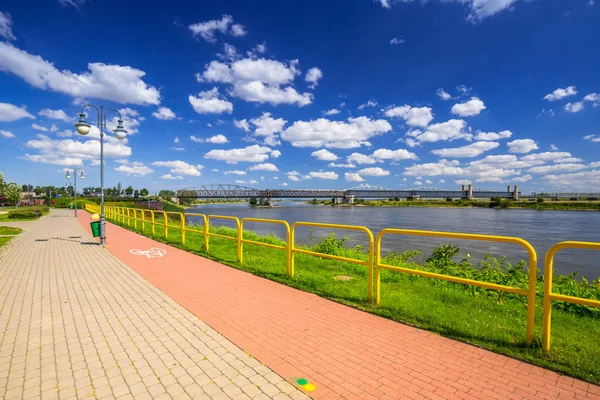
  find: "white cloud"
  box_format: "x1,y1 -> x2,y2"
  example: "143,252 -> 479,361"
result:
224,170 -> 246,175
160,174 -> 184,180
470,154 -> 536,169
0,43 -> 160,105
357,167 -> 389,177
404,159 -> 519,182
543,170 -> 600,190
413,181 -> 423,186
520,152 -> 573,163
309,171 -> 338,180
554,157 -> 582,163
311,149 -> 338,161
270,150 -> 281,158
281,116 -> 391,148
188,15 -> 246,42
32,123 -> 49,132
50,125 -> 58,132
431,141 -> 499,158
152,160 -> 203,176
544,86 -> 577,102
324,109 -> 341,115
564,102 -> 584,113
171,147 -> 185,151
0,11 -> 15,41
305,67 -> 323,89
174,136 -> 180,143
248,163 -> 279,172
583,134 -> 600,143
23,154 -> 83,166
204,144 -> 273,164
439,179 -> 446,183
152,107 -> 176,120
0,102 -> 35,121
451,97 -> 486,117
385,105 -> 433,127
247,179 -> 259,185
211,168 -> 219,172
190,134 -> 229,144
550,144 -> 558,151
38,108 -> 70,122
583,93 -> 599,103
115,159 -> 129,164
513,174 -> 532,182
0,130 -> 15,138
474,130 -> 512,141
358,100 -> 378,110
528,163 -> 587,174
114,161 -> 154,177
189,87 -> 233,114
436,89 -> 452,100
347,153 -> 377,165
345,172 -> 364,182
507,139 -> 539,154
199,58 -> 312,106
281,182 -> 288,186
375,0 -> 521,21
390,37 -> 405,45
408,119 -> 472,144
234,119 -> 250,132
328,162 -> 355,168
371,148 -> 418,161
249,112 -> 286,146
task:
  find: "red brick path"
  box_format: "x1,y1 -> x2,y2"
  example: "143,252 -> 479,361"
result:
77,212 -> 600,400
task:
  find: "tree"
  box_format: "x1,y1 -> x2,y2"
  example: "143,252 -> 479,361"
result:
5,183 -> 22,205
34,186 -> 43,196
158,190 -> 175,197
140,188 -> 149,197
117,182 -> 123,196
134,189 -> 140,198
0,172 -> 5,196
125,186 -> 134,197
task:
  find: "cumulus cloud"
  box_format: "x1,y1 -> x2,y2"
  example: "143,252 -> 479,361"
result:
451,97 -> 486,117
189,87 -> 233,114
281,116 -> 391,148
328,163 -> 356,168
0,102 -> 35,121
309,171 -> 338,180
583,134 -> 600,143
0,130 -> 15,138
248,112 -> 286,146
507,139 -> 539,154
305,67 -> 323,88
375,0 -> 522,21
404,159 -> 519,183
38,108 -> 70,122
247,163 -> 279,172
371,148 -> 418,161
152,160 -> 203,176
189,15 -> 246,42
311,149 -> 338,161
32,123 -> 48,132
152,106 -> 177,120
204,144 -> 274,164
357,167 -> 389,177
474,130 -> 512,141
114,161 -> 154,177
234,119 -> 250,132
358,100 -> 378,110
190,134 -> 229,144
345,172 -> 364,182
436,89 -> 452,100
347,153 -> 377,165
385,105 -> 433,127
544,86 -> 577,101
407,119 -> 472,144
431,141 -> 499,158
224,170 -> 246,175
160,174 -> 184,180
528,163 -> 587,174
0,11 -> 15,41
564,102 -> 584,113
389,37 -> 405,45
198,58 -> 312,106
324,109 -> 340,115
0,43 -> 160,105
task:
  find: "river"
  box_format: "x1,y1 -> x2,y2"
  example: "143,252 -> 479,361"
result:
185,202 -> 600,279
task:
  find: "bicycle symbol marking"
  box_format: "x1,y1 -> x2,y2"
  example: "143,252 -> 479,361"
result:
129,248 -> 167,258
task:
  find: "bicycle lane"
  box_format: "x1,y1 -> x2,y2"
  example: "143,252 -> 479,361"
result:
77,211 -> 600,400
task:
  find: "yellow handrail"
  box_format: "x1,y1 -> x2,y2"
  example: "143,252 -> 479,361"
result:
290,221 -> 374,301
184,213 -> 208,250
206,215 -> 241,256
375,228 -> 537,344
542,241 -> 600,351
240,218 -> 291,274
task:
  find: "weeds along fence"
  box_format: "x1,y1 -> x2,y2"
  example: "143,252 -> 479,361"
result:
84,204 -> 600,350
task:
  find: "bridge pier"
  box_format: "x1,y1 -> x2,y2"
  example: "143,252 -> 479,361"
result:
333,197 -> 343,205
513,185 -> 519,200
343,195 -> 355,205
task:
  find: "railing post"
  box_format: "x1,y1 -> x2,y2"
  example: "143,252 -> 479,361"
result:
204,217 -> 210,252
543,248 -> 556,352
134,209 -> 138,230
180,212 -> 185,245
141,209 -> 145,231
286,226 -> 291,276
151,210 -> 155,235
236,220 -> 242,263
290,226 -> 296,277
127,208 -> 131,226
239,221 -> 245,264
163,211 -> 167,239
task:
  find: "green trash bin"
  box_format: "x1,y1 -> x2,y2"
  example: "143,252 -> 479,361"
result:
90,221 -> 101,238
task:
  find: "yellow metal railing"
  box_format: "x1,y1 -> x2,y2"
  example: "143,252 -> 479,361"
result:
291,222 -> 374,300
542,241 -> 600,351
375,228 -> 537,344
206,215 -> 241,256
240,218 -> 291,274
184,213 -> 208,250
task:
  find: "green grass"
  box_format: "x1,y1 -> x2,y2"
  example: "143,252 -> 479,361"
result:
0,226 -> 23,235
0,237 -> 13,247
0,213 -> 34,222
110,212 -> 600,384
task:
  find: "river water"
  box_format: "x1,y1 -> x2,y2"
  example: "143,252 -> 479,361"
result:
185,202 -> 600,279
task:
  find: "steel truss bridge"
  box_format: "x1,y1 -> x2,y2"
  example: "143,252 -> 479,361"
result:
176,184 -> 521,199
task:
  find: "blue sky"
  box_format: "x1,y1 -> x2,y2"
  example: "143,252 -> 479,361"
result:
0,0 -> 599,193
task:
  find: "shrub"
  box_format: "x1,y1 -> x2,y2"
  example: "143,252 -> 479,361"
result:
8,210 -> 38,219
537,197 -> 545,203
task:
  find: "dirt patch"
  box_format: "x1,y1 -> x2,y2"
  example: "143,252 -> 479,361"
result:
334,275 -> 353,281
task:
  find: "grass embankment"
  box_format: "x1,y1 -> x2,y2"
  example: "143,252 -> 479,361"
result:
0,205 -> 50,221
309,198 -> 600,211
108,211 -> 600,384
0,226 -> 22,248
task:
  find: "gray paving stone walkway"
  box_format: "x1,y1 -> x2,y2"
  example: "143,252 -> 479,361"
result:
0,210 -> 309,400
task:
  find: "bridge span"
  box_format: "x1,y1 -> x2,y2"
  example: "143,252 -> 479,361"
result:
176,184 -> 524,200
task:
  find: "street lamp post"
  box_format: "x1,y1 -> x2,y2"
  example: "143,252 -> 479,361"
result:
74,105 -> 127,246
65,168 -> 85,217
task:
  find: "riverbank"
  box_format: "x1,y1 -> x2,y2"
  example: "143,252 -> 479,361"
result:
100,208 -> 600,384
308,198 -> 600,211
